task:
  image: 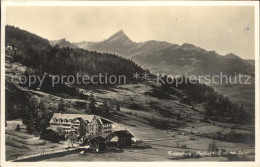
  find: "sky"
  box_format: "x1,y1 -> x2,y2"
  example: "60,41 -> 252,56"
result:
5,6 -> 255,59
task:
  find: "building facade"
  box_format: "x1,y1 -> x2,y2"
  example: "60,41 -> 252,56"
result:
49,113 -> 113,137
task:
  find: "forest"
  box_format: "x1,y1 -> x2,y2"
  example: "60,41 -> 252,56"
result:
159,76 -> 252,123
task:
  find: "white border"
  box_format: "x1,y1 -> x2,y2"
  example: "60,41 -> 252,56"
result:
1,1 -> 259,167
1,0 -> 260,6
1,2 -> 6,166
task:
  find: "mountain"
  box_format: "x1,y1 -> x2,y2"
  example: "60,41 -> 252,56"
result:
74,30 -> 136,57
130,45 -> 254,75
73,30 -> 176,58
50,38 -> 79,49
5,25 -> 145,83
74,30 -> 254,76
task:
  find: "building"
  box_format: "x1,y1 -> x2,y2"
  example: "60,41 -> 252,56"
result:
49,113 -> 113,137
6,43 -> 17,51
106,130 -> 134,148
88,136 -> 107,151
99,118 -> 113,136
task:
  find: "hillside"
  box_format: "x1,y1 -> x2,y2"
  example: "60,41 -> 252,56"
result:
5,25 -> 50,49
73,30 -> 254,76
5,25 -> 145,84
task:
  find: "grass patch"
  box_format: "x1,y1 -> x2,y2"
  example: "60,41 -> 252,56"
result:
144,89 -> 173,100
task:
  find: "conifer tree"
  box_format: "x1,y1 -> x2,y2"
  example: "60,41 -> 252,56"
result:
23,95 -> 52,134
15,124 -> 20,131
88,94 -> 96,114
58,98 -> 66,114
103,101 -> 109,114
116,102 -> 120,112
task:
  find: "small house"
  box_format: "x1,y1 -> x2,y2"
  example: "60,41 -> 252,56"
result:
6,43 -> 13,50
6,43 -> 17,50
106,130 -> 134,148
88,136 -> 107,151
33,132 -> 41,140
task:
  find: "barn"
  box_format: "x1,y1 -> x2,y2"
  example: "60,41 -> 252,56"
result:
88,136 -> 107,151
106,130 -> 134,148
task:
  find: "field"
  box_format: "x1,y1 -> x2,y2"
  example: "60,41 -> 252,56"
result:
5,120 -> 69,161
6,113 -> 254,161
45,121 -> 254,161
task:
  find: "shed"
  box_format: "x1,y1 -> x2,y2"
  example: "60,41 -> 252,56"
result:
106,130 -> 134,148
88,136 -> 107,151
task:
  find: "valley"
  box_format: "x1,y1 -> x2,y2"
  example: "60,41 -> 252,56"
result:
5,59 -> 255,161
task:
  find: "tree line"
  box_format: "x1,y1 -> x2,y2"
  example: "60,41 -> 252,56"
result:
159,75 -> 251,123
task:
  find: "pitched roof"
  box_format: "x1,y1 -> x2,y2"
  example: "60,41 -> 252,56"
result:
51,113 -> 95,122
98,118 -> 113,125
107,130 -> 134,140
89,136 -> 107,143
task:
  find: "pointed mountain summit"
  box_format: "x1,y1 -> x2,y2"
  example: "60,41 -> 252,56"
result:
107,30 -> 127,39
74,30 -> 137,57
105,30 -> 134,46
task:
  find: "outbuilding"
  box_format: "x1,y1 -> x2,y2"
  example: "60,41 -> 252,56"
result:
106,130 -> 134,148
88,136 -> 107,151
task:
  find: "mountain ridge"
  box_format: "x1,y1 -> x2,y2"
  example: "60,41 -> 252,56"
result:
70,30 -> 254,75
49,38 -> 79,49
49,30 -> 254,75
